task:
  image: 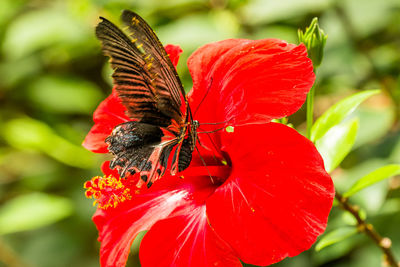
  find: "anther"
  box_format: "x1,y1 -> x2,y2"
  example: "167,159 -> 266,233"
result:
84,175 -> 131,209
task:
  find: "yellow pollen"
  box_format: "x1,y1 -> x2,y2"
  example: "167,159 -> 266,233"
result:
84,175 -> 131,209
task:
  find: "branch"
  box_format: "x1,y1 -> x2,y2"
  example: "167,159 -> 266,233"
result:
335,191 -> 399,267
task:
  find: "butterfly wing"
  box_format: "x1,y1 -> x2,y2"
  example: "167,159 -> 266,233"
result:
95,12 -> 186,127
106,121 -> 179,187
95,12 -> 188,187
120,10 -> 187,122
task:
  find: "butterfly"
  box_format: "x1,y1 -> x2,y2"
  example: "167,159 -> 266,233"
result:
96,10 -> 199,188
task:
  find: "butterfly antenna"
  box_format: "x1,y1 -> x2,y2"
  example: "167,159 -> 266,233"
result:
197,126 -> 225,134
193,77 -> 213,117
199,120 -> 230,125
198,117 -> 234,128
195,146 -> 215,184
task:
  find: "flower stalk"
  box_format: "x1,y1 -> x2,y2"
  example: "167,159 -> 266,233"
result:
306,84 -> 315,139
298,17 -> 327,138
335,192 -> 399,267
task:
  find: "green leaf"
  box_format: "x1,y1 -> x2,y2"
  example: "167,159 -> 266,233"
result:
0,193 -> 73,234
315,227 -> 358,251
3,117 -> 96,168
2,8 -> 89,59
353,107 -> 394,149
311,90 -> 379,142
342,209 -> 367,226
316,118 -> 359,173
27,75 -> 103,114
343,0 -> 393,38
157,12 -> 237,51
344,164 -> 400,197
241,0 -> 332,25
0,0 -> 26,29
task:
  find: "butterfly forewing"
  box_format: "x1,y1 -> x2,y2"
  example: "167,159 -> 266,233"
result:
120,10 -> 186,120
96,18 -> 173,127
95,11 -> 195,187
96,11 -> 186,127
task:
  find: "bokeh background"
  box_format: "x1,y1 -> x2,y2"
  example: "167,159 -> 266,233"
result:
0,0 -> 399,266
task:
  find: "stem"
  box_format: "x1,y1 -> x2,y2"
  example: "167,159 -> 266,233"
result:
306,83 -> 316,139
335,191 -> 399,267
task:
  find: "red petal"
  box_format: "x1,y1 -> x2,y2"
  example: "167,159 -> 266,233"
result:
140,203 -> 241,267
94,178 -> 191,267
82,123 -> 112,153
206,123 -> 334,266
101,161 -> 121,178
187,39 -> 315,125
165,44 -> 183,67
83,89 -> 129,153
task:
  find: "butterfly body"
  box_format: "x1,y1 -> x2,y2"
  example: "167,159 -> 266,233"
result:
96,10 -> 199,187
176,119 -> 199,173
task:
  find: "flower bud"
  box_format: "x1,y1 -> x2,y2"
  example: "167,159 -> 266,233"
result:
298,17 -> 327,68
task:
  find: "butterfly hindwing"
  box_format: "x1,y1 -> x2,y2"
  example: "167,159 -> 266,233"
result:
106,121 -> 179,186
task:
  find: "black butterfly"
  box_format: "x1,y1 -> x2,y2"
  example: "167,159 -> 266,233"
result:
96,10 -> 199,188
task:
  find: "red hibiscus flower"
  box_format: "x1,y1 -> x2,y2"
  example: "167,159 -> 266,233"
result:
83,40 -> 335,267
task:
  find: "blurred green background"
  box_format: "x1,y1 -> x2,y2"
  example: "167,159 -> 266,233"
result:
0,0 -> 399,266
